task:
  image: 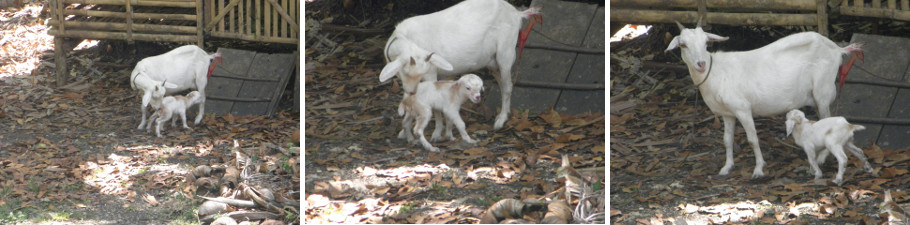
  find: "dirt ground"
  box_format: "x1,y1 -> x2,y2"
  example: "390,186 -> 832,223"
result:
0,2 -> 301,224
303,0 -> 605,223
610,24 -> 910,225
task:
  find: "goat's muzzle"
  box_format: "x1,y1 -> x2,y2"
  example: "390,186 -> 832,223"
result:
696,61 -> 707,73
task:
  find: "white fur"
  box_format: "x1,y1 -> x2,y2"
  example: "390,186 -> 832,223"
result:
147,91 -> 204,137
398,74 -> 485,152
786,109 -> 872,185
665,23 -> 862,179
380,0 -> 541,139
131,45 -> 220,130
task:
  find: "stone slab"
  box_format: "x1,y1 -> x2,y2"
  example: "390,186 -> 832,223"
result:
482,0 -> 604,115
838,33 -> 910,148
204,48 -> 295,117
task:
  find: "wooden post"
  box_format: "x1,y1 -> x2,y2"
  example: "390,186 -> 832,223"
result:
817,0 -> 828,36
903,0 -> 909,10
246,0 -> 251,35
264,0 -> 270,38
54,36 -> 67,87
197,0 -> 204,47
255,0 -> 260,36
697,0 -> 707,24
126,0 -> 134,44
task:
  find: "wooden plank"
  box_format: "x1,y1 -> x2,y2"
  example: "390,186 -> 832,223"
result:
281,0 -> 286,37
841,7 -> 910,21
264,0 -> 270,37
48,20 -> 197,33
874,0 -> 881,8
245,0 -> 250,34
610,0 -> 816,11
817,0 -> 828,36
209,31 -> 297,44
228,0 -> 234,33
218,0 -> 224,32
889,0 -> 897,9
267,0 -> 298,34
63,0 -> 195,7
205,0 -> 242,31
904,0 -> 909,10
49,29 -> 197,42
289,0 -> 295,38
196,0 -> 203,46
64,9 -> 196,21
237,0 -> 243,35
255,0 -> 260,36
610,9 -> 818,26
126,0 -> 133,43
54,36 -> 67,86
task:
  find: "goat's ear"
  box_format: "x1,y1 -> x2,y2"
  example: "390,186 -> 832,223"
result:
706,33 -> 729,42
379,58 -> 405,82
665,36 -> 680,52
163,82 -> 178,89
427,53 -> 453,71
785,118 -> 796,137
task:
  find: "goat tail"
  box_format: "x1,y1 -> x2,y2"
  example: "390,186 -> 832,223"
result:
521,6 -> 541,18
850,124 -> 866,132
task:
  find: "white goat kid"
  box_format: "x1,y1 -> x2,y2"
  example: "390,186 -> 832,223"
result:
147,91 -> 204,137
380,0 -> 541,141
665,22 -> 863,179
131,45 -> 222,130
786,109 -> 873,185
398,74 -> 485,152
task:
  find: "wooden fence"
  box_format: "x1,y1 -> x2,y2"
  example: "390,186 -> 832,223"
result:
840,0 -> 910,21
46,0 -> 299,86
205,0 -> 299,45
611,0 -> 828,36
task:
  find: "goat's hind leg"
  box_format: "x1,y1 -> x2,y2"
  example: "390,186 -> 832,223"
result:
430,110 -> 455,142
846,142 -> 873,173
828,143 -> 849,185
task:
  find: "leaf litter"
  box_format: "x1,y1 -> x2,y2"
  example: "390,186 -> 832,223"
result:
611,25 -> 910,225
303,1 -> 605,223
0,1 -> 301,224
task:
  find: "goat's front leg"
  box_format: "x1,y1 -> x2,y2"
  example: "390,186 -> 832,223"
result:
194,94 -> 205,125
401,112 -> 416,144
735,112 -> 766,179
180,110 -> 191,129
443,109 -> 475,144
719,116 -> 737,176
845,142 -> 874,173
803,145 -> 823,180
138,93 -> 151,130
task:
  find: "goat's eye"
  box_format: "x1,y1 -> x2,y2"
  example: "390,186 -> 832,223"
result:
679,43 -> 687,48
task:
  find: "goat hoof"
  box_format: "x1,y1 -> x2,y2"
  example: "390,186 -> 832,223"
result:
427,147 -> 441,153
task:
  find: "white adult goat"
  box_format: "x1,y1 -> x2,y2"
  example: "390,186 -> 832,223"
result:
131,45 -> 222,130
665,22 -> 863,179
379,0 -> 541,140
786,109 -> 873,185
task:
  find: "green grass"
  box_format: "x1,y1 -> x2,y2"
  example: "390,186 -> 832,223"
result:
398,202 -> 417,214
430,183 -> 448,195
